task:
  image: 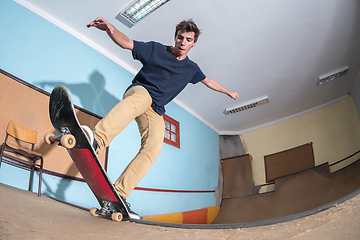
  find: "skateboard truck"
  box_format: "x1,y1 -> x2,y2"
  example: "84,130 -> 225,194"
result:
44,127 -> 76,148
89,200 -> 126,222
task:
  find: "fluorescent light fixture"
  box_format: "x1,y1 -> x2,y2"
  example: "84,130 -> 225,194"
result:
116,0 -> 170,28
224,97 -> 269,115
317,66 -> 349,86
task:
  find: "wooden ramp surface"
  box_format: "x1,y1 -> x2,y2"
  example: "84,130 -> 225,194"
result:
1,182 -> 360,239
213,160 -> 360,224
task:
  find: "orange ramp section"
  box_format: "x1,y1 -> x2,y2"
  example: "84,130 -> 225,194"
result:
142,206 -> 220,224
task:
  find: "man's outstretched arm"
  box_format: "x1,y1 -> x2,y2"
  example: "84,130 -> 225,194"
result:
201,77 -> 238,100
87,17 -> 134,50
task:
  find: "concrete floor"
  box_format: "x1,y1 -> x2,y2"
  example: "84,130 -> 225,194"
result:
1,183 -> 360,240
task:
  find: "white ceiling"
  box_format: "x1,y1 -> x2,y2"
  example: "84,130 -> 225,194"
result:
16,0 -> 360,135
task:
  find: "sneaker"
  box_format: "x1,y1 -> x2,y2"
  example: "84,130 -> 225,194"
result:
120,196 -> 140,220
81,125 -> 99,152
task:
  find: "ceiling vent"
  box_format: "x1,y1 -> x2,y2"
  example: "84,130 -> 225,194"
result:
224,97 -> 269,115
317,66 -> 349,86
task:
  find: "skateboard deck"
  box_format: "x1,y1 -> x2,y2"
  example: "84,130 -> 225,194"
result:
45,85 -> 130,221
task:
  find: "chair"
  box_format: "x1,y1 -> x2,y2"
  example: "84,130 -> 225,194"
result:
0,121 -> 44,196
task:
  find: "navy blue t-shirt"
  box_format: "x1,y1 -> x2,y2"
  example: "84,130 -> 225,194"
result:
128,40 -> 206,115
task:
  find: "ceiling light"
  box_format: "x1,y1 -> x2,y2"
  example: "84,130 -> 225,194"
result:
317,66 -> 349,86
116,0 -> 170,28
224,97 -> 269,115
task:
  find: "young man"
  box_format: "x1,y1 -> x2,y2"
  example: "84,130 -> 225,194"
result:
86,17 -> 238,219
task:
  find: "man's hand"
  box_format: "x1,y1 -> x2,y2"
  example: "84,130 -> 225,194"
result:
201,77 -> 238,100
228,91 -> 239,100
87,17 -> 134,50
87,17 -> 115,34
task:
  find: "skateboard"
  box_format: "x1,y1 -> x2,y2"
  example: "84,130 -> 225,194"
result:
44,85 -> 130,222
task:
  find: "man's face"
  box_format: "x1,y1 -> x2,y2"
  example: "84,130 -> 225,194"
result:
173,30 -> 197,59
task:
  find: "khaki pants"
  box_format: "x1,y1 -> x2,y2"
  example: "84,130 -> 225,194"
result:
93,86 -> 165,199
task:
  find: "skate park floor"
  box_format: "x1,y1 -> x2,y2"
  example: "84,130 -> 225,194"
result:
1,183 -> 360,240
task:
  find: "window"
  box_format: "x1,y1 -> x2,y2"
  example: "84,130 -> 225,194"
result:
163,114 -> 180,148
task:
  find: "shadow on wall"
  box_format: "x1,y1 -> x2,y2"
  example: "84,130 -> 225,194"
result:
41,164 -> 80,202
33,71 -> 121,201
37,71 -> 120,116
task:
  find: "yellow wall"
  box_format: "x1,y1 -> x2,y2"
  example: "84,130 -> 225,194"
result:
240,97 -> 360,193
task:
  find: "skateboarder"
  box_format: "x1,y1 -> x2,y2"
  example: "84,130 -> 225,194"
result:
86,17 -> 238,217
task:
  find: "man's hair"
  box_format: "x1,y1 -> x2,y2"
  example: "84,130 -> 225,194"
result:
175,19 -> 201,42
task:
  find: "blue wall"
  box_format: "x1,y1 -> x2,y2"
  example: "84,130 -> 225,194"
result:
0,0 -> 219,217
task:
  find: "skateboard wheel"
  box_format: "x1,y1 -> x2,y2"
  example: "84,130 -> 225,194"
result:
89,207 -> 99,217
111,212 -> 123,222
61,134 -> 76,148
44,132 -> 55,145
